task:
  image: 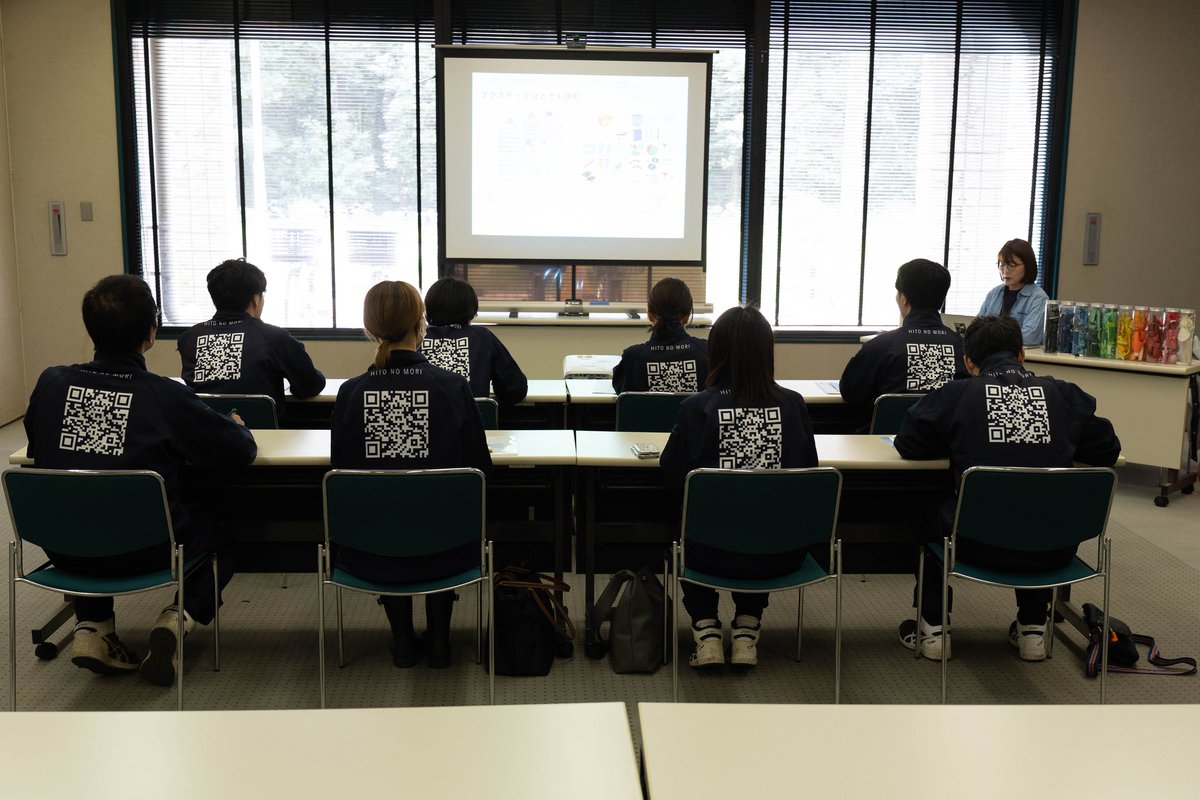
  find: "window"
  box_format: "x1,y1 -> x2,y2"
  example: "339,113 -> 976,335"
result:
116,1 -> 1069,333
762,0 -> 1064,328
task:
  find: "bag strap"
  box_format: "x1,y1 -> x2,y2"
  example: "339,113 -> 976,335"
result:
494,569 -> 576,640
1086,629 -> 1198,677
526,585 -> 577,641
588,570 -> 637,646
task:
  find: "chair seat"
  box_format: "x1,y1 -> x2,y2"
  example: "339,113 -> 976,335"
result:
328,565 -> 484,596
681,552 -> 830,593
19,554 -> 211,595
927,542 -> 1097,589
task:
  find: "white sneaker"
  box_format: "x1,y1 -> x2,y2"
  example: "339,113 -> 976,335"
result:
898,618 -> 952,661
1009,621 -> 1047,662
140,606 -> 195,687
70,618 -> 139,675
730,615 -> 761,667
689,620 -> 725,669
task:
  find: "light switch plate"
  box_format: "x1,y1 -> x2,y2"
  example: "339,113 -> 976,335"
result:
1084,212 -> 1101,265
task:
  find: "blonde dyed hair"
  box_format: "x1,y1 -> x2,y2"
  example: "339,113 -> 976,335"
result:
363,280 -> 424,368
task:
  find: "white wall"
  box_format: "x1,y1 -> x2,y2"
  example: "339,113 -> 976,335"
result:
2,0 -> 1195,396
0,3 -> 25,424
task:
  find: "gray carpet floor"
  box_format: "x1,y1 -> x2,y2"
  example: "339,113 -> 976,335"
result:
2,420 -> 1198,718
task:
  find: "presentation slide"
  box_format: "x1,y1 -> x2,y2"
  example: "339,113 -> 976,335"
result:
439,49 -> 710,265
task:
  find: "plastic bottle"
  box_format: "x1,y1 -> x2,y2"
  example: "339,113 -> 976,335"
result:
1101,304 -> 1118,359
1085,303 -> 1102,357
1073,303 -> 1089,355
1130,306 -> 1149,361
1145,308 -> 1165,362
1043,301 -> 1060,353
1178,310 -> 1196,366
1057,302 -> 1075,355
1161,308 -> 1181,364
1115,305 -> 1132,360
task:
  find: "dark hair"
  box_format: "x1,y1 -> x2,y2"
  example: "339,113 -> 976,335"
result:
963,315 -> 1023,364
363,280 -> 424,368
997,239 -> 1038,285
647,277 -> 694,336
705,305 -> 779,406
895,258 -> 951,311
81,275 -> 160,353
207,258 -> 267,311
424,276 -> 479,326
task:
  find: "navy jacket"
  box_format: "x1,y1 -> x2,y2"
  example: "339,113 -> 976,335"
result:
24,351 -> 258,543
612,321 -> 709,394
421,324 -> 528,406
839,309 -> 968,406
331,349 -> 492,474
178,311 -> 326,417
894,353 -> 1121,484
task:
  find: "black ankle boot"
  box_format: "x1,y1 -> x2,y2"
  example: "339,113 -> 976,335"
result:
424,592 -> 454,669
381,596 -> 420,668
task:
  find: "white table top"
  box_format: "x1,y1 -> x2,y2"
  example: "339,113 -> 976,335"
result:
285,378 -> 569,404
0,703 -> 641,800
574,431 -> 950,470
639,702 -> 1200,799
567,380 -> 847,405
8,429 -> 578,468
1024,348 -> 1200,377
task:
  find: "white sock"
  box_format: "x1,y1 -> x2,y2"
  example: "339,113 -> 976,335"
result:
733,614 -> 760,630
692,618 -> 720,631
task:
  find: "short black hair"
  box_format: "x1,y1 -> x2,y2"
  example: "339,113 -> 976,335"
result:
963,315 -> 1023,364
207,258 -> 267,312
81,275 -> 160,353
998,239 -> 1039,285
424,276 -> 479,326
895,259 -> 951,311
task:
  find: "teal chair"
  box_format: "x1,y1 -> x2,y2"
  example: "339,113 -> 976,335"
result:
916,466 -> 1117,704
475,397 -> 499,430
615,392 -> 691,432
672,468 -> 844,702
318,468 -> 492,708
869,393 -> 924,435
196,393 -> 279,429
4,468 -> 220,711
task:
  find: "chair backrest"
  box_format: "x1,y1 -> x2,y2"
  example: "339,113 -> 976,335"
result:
322,469 -> 486,558
2,469 -> 175,569
951,466 -> 1117,554
615,392 -> 690,432
681,468 -> 842,556
870,393 -> 924,434
475,397 -> 499,430
196,393 -> 279,429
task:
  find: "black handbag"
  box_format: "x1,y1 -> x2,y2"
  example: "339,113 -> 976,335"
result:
1082,603 -> 1196,677
487,567 -> 575,676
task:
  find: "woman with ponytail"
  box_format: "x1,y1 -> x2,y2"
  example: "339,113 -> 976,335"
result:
331,280 -> 491,669
611,277 -> 709,393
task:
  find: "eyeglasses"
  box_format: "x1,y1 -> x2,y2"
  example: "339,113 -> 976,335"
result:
996,261 -> 1021,273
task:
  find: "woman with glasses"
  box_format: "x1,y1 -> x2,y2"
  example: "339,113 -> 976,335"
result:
978,238 -> 1048,346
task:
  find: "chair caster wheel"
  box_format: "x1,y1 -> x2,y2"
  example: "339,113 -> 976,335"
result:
34,642 -> 58,660
584,641 -> 607,660
1182,484 -> 1195,495
1154,495 -> 1169,507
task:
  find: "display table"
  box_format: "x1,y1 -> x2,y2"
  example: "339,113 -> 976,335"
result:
0,703 -> 641,799
1024,349 -> 1199,504
638,702 -> 1200,799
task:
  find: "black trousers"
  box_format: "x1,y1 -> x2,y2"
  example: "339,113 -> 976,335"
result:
681,542 -> 809,623
914,501 -> 1076,626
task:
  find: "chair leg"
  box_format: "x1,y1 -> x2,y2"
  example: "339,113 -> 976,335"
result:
487,545 -> 495,706
834,540 -> 843,705
672,544 -> 680,703
940,538 -> 950,705
1100,539 -> 1113,705
662,552 -> 670,666
915,548 -> 926,661
10,541 -> 18,712
475,579 -> 483,665
336,586 -> 345,669
1047,586 -> 1058,660
176,544 -> 185,712
317,545 -> 326,709
212,553 -> 221,672
796,586 -> 806,661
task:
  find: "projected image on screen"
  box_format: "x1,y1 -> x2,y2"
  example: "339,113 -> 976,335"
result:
472,72 -> 687,239
438,49 -> 711,265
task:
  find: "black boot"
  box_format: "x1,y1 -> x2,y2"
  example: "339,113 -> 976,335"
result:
380,596 -> 420,668
424,592 -> 454,669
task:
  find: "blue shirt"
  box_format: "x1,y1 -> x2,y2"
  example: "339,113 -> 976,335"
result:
978,283 -> 1049,346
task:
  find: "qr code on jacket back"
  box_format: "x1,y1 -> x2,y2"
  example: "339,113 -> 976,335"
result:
905,343 -> 956,391
194,333 -> 244,382
422,336 -> 471,379
647,360 -> 698,393
59,385 -> 133,456
985,384 -> 1051,444
717,406 -> 783,469
363,390 -> 430,459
